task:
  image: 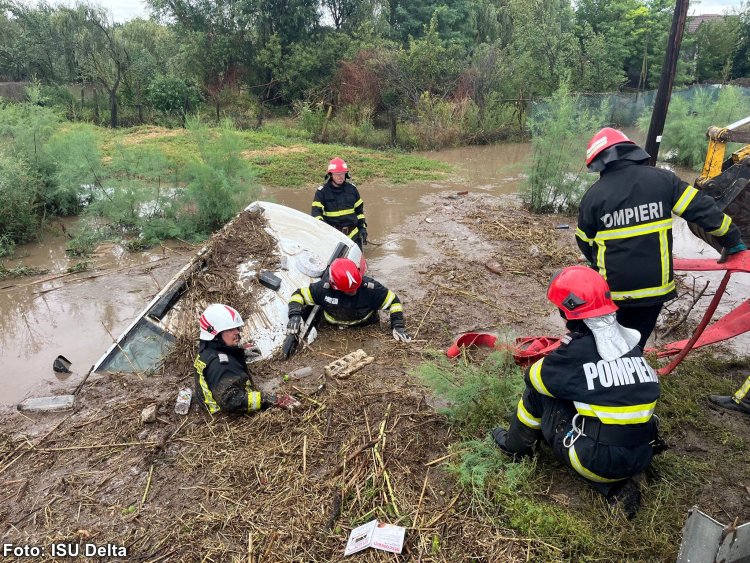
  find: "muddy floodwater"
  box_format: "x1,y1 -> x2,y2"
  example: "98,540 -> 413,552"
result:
2,141 -> 748,406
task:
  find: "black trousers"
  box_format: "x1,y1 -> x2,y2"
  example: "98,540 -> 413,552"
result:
616,304 -> 663,350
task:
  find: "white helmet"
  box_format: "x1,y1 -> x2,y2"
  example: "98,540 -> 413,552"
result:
199,304 -> 244,341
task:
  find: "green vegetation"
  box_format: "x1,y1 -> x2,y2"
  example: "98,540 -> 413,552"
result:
0,264 -> 49,280
522,81 -> 606,214
416,350 -> 750,560
0,103 -> 449,257
637,86 -> 750,170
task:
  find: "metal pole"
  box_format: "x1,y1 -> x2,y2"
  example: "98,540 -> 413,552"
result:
645,0 -> 690,166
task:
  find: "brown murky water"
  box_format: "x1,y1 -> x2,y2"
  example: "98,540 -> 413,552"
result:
3,141 -> 748,405
1,226 -> 186,406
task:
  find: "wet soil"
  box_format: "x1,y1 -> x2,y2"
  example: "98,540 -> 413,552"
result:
1,143 -> 749,561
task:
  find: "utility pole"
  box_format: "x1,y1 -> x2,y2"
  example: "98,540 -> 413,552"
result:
645,0 -> 690,166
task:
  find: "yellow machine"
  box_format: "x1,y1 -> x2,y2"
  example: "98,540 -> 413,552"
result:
690,116 -> 750,251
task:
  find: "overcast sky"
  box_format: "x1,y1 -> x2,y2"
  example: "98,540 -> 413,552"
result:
23,0 -> 750,23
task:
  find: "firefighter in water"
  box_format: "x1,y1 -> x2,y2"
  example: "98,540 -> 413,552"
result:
709,374 -> 750,416
492,266 -> 662,518
194,304 -> 298,414
312,157 -> 367,250
286,258 -> 411,342
577,128 -> 746,349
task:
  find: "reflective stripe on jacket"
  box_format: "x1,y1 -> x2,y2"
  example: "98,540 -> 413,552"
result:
311,180 -> 366,239
194,341 -> 262,415
576,160 -> 741,306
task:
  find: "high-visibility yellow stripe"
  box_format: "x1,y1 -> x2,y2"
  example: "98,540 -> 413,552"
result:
357,214 -> 366,220
315,216 -> 325,221
354,198 -> 363,207
672,186 -> 698,216
323,310 -> 373,325
389,303 -> 403,314
312,201 -> 325,209
380,290 -> 396,309
347,227 -> 359,239
733,375 -> 750,402
659,228 -> 670,285
289,294 -> 304,305
248,391 -> 262,412
610,281 -> 675,300
323,207 -> 356,217
575,228 -> 592,244
568,445 -> 626,483
596,241 -> 607,280
529,359 -> 553,397
194,356 -> 220,414
300,287 -> 315,306
594,218 -> 673,241
708,214 -> 732,237
573,401 -> 656,424
517,399 -> 541,429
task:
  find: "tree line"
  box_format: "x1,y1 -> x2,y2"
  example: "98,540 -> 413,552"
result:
1,0 -> 748,139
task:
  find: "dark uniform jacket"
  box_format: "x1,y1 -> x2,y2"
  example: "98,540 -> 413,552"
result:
515,329 -> 660,485
311,180 -> 366,241
576,160 -> 742,307
194,340 -> 262,414
288,276 -> 404,328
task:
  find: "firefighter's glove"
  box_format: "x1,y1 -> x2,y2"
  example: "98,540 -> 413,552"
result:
243,343 -> 262,360
286,314 -> 302,335
360,227 -> 368,245
718,241 -> 747,264
392,326 -> 412,343
274,393 -> 301,410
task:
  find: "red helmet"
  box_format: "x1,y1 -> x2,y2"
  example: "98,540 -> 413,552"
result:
585,127 -> 634,167
329,258 -> 362,292
327,157 -> 349,175
547,266 -> 617,320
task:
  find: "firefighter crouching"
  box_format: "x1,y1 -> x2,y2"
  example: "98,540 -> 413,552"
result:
286,258 -> 411,343
492,266 -> 663,518
577,128 -> 746,349
194,304 -> 298,414
312,157 -> 368,250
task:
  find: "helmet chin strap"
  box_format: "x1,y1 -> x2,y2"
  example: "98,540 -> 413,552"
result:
583,313 -> 641,361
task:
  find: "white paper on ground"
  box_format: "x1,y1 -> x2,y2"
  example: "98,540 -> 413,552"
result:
344,519 -> 405,556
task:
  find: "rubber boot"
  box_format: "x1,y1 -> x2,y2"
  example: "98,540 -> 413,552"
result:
605,479 -> 641,520
492,418 -> 538,458
708,395 -> 750,415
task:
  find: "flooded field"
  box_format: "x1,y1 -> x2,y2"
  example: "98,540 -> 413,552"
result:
2,140 -> 747,406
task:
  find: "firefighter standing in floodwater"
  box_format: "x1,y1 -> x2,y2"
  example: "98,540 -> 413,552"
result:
194,304 -> 298,414
492,266 -> 663,519
576,128 -> 746,349
312,157 -> 367,250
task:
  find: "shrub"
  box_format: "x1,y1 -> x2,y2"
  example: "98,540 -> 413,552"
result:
522,81 -> 606,213
0,151 -> 38,248
637,86 -> 750,170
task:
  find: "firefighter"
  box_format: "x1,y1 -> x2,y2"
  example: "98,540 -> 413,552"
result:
492,266 -> 662,518
286,258 -> 411,342
312,157 -> 367,249
194,304 -> 298,414
577,128 -> 746,349
709,374 -> 750,416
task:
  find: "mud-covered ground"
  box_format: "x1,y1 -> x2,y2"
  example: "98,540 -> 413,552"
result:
1,193 -> 749,562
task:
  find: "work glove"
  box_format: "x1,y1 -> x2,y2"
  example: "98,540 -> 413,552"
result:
243,342 -> 262,360
392,326 -> 412,343
360,227 -> 368,246
717,241 -> 747,264
286,314 -> 302,335
263,393 -> 301,410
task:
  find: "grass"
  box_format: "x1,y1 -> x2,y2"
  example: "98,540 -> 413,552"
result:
0,264 -> 49,280
416,349 -> 750,561
99,122 -> 451,190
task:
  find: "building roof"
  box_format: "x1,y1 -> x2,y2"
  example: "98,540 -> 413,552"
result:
687,14 -> 724,33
